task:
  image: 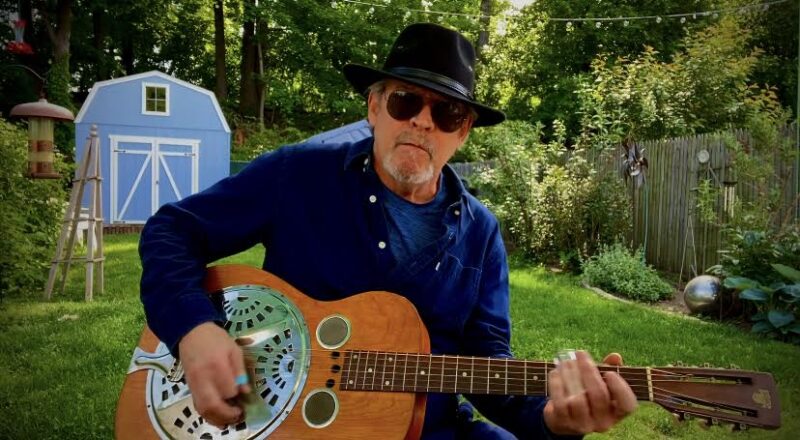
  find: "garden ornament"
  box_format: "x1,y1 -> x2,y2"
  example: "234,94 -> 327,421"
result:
684,275 -> 722,314
621,138 -> 648,188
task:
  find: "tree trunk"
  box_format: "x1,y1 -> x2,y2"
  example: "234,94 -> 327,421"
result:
92,8 -> 108,81
121,36 -> 135,75
214,0 -> 228,102
239,0 -> 258,117
41,0 -> 75,156
476,0 -> 492,61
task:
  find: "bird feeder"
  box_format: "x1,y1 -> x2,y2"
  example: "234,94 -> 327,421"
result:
10,98 -> 74,179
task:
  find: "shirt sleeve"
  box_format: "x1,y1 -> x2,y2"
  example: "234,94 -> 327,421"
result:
462,222 -> 582,440
139,149 -> 287,355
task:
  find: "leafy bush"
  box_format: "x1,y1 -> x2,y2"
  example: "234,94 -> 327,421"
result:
0,118 -> 66,299
723,264 -> 800,344
472,120 -> 630,269
582,243 -> 673,302
231,123 -> 312,161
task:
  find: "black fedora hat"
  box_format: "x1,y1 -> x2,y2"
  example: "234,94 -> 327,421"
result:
343,23 -> 505,127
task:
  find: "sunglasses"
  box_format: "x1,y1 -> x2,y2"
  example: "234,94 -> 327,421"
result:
385,89 -> 471,133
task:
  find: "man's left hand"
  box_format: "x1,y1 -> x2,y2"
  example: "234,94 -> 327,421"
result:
543,351 -> 638,435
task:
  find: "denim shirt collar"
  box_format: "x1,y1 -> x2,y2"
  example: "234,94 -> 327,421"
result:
342,136 -> 476,222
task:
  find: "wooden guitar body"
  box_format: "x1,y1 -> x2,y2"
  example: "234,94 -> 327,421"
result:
116,265 -> 429,439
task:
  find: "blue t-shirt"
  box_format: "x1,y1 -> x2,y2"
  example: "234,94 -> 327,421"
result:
381,174 -> 451,267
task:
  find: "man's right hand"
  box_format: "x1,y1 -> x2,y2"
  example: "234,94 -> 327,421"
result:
178,322 -> 249,428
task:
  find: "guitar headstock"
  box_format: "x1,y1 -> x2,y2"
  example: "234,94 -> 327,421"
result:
649,366 -> 780,430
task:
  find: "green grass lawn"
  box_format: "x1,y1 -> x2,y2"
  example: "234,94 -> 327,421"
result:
0,233 -> 797,439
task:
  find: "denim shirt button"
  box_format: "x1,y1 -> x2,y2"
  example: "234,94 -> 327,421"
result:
378,241 -> 387,249
454,209 -> 460,216
369,195 -> 377,203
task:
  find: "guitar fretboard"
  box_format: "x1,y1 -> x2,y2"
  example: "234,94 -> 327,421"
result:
339,350 -> 652,400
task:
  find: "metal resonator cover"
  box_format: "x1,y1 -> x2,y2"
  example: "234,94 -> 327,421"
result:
143,284 -> 311,439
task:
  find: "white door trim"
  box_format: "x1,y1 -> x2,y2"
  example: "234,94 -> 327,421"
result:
110,135 -> 200,223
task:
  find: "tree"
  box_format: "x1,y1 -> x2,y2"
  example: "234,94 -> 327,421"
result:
214,0 -> 228,102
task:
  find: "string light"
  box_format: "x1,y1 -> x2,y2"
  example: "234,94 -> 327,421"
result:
334,0 -> 788,25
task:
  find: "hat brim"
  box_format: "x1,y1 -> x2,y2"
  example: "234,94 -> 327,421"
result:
343,64 -> 505,128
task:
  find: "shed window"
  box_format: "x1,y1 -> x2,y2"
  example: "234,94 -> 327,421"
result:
143,84 -> 169,115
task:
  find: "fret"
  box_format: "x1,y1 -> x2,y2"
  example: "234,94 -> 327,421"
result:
362,351 -> 371,390
438,355 -> 445,392
486,358 -> 491,394
340,351 -> 350,390
507,359 -> 527,395
380,352 -> 388,390
454,356 -> 459,393
414,353 -> 420,392
425,354 -> 432,392
523,360 -> 527,395
470,356 -> 474,394
353,350 -> 362,390
504,358 -> 508,395
369,352 -> 378,390
401,353 -> 408,392
389,352 -> 397,390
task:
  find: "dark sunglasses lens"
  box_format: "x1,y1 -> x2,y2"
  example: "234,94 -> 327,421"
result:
432,101 -> 468,133
387,91 -> 423,120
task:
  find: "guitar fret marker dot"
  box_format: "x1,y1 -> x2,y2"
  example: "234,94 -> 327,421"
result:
533,376 -> 539,381
420,370 -> 426,375
385,381 -> 390,386
348,380 -> 353,384
495,374 -> 500,379
367,368 -> 373,373
462,372 -> 468,377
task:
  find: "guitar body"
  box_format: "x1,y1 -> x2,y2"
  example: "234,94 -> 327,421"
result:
116,265 -> 429,439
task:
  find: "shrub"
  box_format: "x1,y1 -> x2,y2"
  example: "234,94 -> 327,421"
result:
582,243 -> 673,302
723,264 -> 800,344
472,120 -> 631,269
0,118 -> 66,299
231,123 -> 312,161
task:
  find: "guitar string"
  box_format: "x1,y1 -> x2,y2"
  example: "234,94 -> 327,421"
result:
239,347 -> 738,383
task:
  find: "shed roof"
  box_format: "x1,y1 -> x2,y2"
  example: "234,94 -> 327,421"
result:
75,70 -> 230,133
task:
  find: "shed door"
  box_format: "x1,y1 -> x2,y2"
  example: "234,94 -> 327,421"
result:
111,135 -> 199,223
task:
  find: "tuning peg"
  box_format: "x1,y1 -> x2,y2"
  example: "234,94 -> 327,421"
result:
731,423 -> 748,431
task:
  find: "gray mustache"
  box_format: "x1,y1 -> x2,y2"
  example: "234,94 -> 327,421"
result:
395,133 -> 433,157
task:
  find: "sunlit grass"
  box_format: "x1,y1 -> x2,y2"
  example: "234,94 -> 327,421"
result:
0,235 -> 796,438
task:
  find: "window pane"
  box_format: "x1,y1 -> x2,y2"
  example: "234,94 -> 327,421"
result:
155,87 -> 166,100
146,87 -> 156,100
156,100 -> 166,112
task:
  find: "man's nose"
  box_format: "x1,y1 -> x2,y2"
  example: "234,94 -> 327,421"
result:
410,102 -> 435,131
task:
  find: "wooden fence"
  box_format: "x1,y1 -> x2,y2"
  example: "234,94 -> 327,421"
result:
592,125 -> 798,278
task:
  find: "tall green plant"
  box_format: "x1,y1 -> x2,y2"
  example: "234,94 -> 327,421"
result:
473,121 -> 630,268
0,118 -> 66,299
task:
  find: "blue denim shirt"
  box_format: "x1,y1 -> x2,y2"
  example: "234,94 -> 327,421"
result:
139,137 -> 566,439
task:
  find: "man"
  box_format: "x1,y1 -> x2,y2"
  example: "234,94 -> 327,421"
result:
139,23 -> 637,438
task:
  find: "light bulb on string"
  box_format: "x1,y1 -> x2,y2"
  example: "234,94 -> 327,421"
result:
595,21 -> 602,28
656,16 -> 662,23
680,17 -> 686,23
623,20 -> 629,27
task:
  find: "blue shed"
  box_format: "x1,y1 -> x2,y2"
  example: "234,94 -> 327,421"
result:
75,71 -> 230,224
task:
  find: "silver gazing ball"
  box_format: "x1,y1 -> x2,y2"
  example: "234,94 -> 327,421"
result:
684,275 -> 722,314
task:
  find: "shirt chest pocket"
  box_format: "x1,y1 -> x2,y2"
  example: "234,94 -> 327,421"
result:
399,252 -> 481,342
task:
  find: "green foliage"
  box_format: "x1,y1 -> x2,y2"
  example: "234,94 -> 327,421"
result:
576,17 -> 783,147
0,118 -> 66,299
472,121 -> 630,268
582,243 -> 673,302
711,227 -> 800,286
723,264 -> 800,344
230,123 -> 312,161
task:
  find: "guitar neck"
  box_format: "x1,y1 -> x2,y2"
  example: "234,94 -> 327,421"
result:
340,350 -> 652,400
